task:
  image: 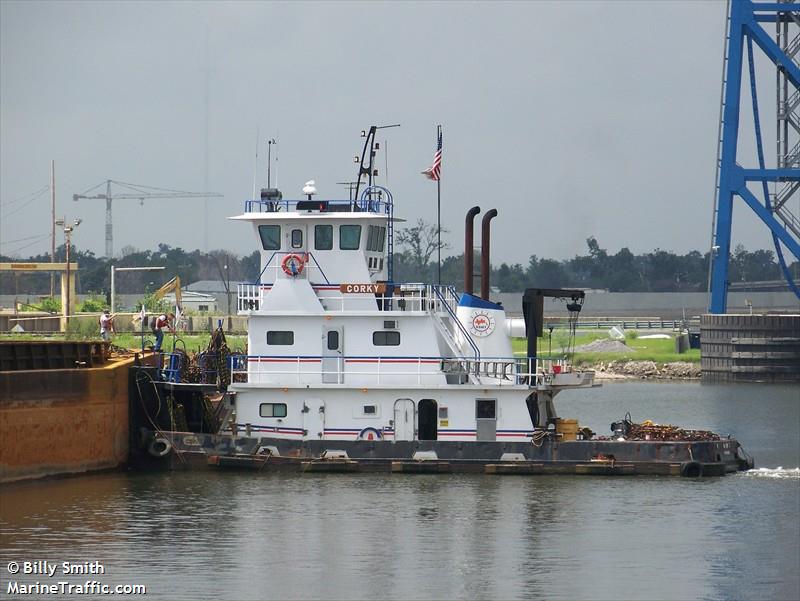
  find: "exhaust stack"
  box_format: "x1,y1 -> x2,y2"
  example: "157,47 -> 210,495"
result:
464,206 -> 481,295
480,209 -> 498,300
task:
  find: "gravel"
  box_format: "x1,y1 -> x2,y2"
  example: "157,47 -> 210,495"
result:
574,339 -> 635,353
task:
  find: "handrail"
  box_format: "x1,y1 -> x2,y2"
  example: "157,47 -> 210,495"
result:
244,198 -> 391,214
229,353 -> 574,387
431,285 -> 480,362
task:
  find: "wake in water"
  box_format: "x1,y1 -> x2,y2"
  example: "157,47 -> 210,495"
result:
744,467 -> 800,479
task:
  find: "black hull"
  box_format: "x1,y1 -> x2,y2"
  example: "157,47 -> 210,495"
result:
133,430 -> 752,477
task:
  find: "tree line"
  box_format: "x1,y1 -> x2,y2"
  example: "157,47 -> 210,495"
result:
1,222 -> 794,298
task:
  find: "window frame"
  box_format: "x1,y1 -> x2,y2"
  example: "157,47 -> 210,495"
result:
258,225 -> 281,250
267,331 -> 295,345
260,403 -> 288,418
373,331 -> 401,346
291,228 -> 303,249
339,224 -> 362,250
314,224 -> 333,250
476,398 -> 497,420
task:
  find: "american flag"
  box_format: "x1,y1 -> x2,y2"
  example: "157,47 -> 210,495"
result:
422,128 -> 442,181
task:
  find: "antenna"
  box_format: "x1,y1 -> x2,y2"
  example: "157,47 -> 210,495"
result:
353,124 -> 400,201
252,128 -> 259,201
267,138 -> 277,189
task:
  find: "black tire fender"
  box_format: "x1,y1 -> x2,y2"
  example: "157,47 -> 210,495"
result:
680,460 -> 703,478
148,436 -> 172,458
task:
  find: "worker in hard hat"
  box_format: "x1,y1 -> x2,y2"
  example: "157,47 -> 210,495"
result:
152,312 -> 175,352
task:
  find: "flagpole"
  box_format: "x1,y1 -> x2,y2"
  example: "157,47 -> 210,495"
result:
437,124 -> 442,286
437,178 -> 441,285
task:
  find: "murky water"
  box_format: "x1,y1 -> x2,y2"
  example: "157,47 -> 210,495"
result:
1,383 -> 798,601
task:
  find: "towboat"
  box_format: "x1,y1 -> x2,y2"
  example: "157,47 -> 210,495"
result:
132,129 -> 752,477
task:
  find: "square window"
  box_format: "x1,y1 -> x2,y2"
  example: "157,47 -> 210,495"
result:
438,407 -> 449,419
315,225 -> 333,250
476,399 -> 496,419
363,405 -> 377,415
258,225 -> 281,250
339,225 -> 362,250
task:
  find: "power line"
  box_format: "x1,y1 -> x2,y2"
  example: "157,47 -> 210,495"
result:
0,233 -> 50,246
3,233 -> 51,256
0,185 -> 49,207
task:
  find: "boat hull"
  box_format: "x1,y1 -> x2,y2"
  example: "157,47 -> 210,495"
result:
134,430 -> 751,477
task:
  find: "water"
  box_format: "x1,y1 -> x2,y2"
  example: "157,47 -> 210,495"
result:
1,382 -> 798,601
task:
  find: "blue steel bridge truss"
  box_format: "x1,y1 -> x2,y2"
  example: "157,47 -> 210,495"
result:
710,0 -> 800,313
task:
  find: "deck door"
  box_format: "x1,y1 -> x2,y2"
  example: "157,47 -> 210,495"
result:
303,398 -> 325,440
322,327 -> 343,383
476,398 -> 497,442
394,399 -> 415,441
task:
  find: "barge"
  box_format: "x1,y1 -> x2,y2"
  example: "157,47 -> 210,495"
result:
131,128 -> 752,477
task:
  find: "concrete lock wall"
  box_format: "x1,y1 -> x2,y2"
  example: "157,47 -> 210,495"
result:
0,358 -> 132,483
701,314 -> 800,383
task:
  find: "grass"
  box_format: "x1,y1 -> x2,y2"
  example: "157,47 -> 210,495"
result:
112,333 -> 248,354
511,331 -> 701,364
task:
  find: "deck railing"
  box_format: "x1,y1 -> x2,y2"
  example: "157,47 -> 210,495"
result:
244,198 -> 391,214
230,354 -> 575,387
237,281 -> 468,314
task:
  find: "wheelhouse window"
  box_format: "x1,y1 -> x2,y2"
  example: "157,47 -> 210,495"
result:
378,226 -> 386,252
373,331 -> 400,346
260,403 -> 287,418
291,229 -> 303,248
267,331 -> 294,345
339,225 -> 362,250
315,224 -> 333,250
258,225 -> 281,250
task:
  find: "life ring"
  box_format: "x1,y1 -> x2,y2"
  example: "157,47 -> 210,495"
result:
148,436 -> 172,458
281,253 -> 306,277
357,427 -> 383,441
680,460 -> 703,478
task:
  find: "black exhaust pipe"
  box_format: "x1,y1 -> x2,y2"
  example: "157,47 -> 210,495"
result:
464,206 -> 481,295
480,209 -> 498,300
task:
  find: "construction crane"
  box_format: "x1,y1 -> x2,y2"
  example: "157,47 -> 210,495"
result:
73,180 -> 223,258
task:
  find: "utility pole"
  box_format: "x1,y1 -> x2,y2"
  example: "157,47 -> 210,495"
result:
50,160 -> 56,297
55,217 -> 81,329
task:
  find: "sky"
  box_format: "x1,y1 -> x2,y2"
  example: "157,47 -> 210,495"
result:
1,0 -> 796,266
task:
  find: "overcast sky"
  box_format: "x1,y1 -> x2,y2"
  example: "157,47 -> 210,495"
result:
1,0 -> 794,266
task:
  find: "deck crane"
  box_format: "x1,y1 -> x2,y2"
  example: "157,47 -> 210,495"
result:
73,180 -> 223,258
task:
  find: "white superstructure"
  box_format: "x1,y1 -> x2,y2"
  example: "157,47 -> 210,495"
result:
228,188 -> 594,444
